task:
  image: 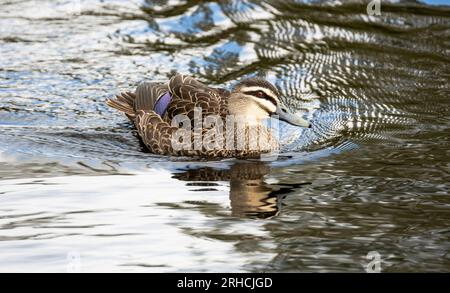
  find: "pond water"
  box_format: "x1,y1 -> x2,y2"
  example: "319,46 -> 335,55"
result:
0,0 -> 449,272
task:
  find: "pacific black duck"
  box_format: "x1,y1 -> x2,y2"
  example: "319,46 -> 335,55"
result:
107,74 -> 310,158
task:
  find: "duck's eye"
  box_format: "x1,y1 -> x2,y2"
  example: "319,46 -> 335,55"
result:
255,91 -> 265,98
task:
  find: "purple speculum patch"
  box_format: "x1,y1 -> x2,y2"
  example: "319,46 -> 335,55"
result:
154,92 -> 172,117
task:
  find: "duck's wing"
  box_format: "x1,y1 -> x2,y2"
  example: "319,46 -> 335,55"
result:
134,82 -> 169,112
166,74 -> 230,120
121,74 -> 234,157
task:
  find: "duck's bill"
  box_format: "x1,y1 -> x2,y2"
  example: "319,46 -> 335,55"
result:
275,105 -> 311,128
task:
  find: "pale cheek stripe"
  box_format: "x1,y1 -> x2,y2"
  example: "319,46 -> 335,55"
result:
253,98 -> 276,114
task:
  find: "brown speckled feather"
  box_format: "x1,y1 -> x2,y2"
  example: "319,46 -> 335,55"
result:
166,74 -> 227,121
107,73 -> 277,158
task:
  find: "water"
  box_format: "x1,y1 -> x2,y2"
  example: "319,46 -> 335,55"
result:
0,0 -> 449,272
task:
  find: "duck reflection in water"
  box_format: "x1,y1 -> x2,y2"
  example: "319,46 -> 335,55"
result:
172,162 -> 310,219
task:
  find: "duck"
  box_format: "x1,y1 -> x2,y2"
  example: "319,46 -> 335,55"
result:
107,74 -> 310,158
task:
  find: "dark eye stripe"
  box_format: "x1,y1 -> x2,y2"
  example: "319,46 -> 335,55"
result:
244,91 -> 278,106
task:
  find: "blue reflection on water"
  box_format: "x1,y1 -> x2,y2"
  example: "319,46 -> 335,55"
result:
421,0 -> 450,5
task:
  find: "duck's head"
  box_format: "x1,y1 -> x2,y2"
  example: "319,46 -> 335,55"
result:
229,78 -> 310,128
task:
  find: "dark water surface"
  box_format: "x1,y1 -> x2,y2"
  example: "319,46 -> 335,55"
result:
0,0 -> 449,272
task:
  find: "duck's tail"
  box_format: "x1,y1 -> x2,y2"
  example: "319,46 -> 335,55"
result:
107,82 -> 169,120
106,91 -> 136,119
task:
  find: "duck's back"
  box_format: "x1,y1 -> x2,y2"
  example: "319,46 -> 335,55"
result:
164,74 -> 230,123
